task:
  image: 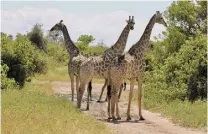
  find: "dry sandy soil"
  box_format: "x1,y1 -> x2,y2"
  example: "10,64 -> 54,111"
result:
52,81 -> 206,134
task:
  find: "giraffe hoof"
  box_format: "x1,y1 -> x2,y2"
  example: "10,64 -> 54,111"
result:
126,117 -> 131,121
108,117 -> 112,120
112,117 -> 116,121
97,100 -> 101,103
117,117 -> 121,120
86,107 -> 89,110
107,117 -> 112,122
139,116 -> 145,120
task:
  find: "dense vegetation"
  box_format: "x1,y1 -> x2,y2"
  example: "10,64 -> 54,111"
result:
144,1 -> 207,102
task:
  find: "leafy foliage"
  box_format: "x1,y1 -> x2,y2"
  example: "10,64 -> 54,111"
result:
46,43 -> 68,65
1,63 -> 16,90
76,34 -> 95,51
144,1 -> 207,102
27,23 -> 47,52
1,33 -> 47,88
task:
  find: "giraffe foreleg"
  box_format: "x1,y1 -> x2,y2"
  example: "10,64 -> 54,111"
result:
138,78 -> 145,120
70,73 -> 75,101
118,84 -> 123,101
127,80 -> 134,120
110,89 -> 116,121
116,91 -> 121,120
77,83 -> 85,109
76,75 -> 79,93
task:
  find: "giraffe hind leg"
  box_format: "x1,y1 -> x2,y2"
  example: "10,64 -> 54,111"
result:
97,78 -> 107,102
88,80 -> 92,101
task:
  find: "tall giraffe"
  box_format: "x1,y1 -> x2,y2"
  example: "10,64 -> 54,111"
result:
50,20 -> 86,101
107,11 -> 167,121
77,16 -> 135,110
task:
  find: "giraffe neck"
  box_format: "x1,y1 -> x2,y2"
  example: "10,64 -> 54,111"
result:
128,14 -> 156,58
103,24 -> 131,61
62,25 -> 80,58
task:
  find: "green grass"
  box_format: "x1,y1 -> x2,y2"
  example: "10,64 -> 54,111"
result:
133,89 -> 207,130
35,65 -> 106,83
2,82 -> 111,134
36,65 -> 69,81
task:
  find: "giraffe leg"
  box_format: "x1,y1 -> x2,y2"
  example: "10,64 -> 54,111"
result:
76,75 -> 79,93
138,78 -> 145,120
89,80 -> 92,101
88,80 -> 92,101
77,83 -> 85,109
97,78 -> 107,102
86,83 -> 90,110
116,92 -> 121,120
127,80 -> 134,121
124,82 -> 127,91
70,74 -> 75,101
111,93 -> 116,121
118,84 -> 123,101
105,94 -> 108,102
107,85 -> 112,120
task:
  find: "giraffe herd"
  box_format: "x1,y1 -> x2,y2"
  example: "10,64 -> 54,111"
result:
49,11 -> 167,121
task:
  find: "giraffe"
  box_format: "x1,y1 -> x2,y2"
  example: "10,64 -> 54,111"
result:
107,11 -> 167,121
77,16 -> 135,110
50,20 -> 87,101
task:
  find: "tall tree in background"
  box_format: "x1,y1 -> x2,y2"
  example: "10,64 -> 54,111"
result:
76,34 -> 95,51
27,23 -> 47,52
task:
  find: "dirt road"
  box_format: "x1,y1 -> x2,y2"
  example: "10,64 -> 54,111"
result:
52,81 -> 206,134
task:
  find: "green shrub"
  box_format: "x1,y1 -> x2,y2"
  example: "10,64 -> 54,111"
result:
46,43 -> 68,65
1,63 -> 16,90
1,33 -> 47,88
144,32 -> 206,102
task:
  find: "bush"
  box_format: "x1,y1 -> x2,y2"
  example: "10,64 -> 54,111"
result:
46,43 -> 68,65
1,33 -> 47,88
144,32 -> 207,102
1,63 -> 16,90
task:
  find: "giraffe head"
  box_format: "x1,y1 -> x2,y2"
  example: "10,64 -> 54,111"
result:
155,11 -> 167,27
126,16 -> 135,30
50,20 -> 64,32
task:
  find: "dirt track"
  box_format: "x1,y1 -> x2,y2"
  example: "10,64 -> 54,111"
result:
52,81 -> 206,134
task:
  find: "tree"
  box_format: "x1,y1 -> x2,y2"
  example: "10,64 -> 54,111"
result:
8,34 -> 13,40
77,34 -> 95,45
27,23 -> 47,53
76,34 -> 95,51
